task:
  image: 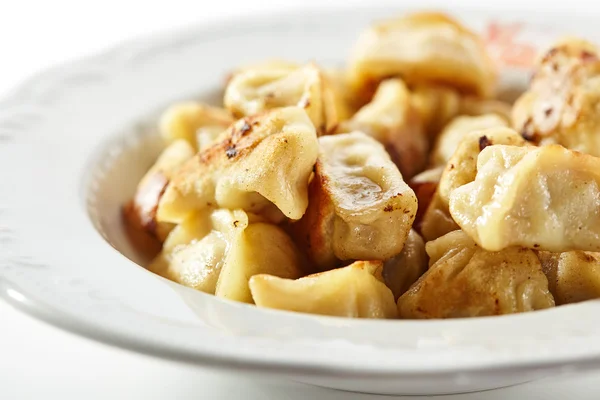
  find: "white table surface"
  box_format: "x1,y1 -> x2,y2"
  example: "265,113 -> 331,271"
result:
2,1 -> 600,398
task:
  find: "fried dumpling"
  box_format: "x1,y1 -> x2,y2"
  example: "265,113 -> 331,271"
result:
150,209 -> 302,302
224,62 -> 343,135
450,144 -> 600,252
420,127 -> 527,241
291,131 -> 418,270
339,79 -> 427,178
159,102 -> 234,151
513,38 -> 600,156
124,140 -> 195,241
157,107 -> 318,223
538,251 -> 600,305
382,230 -> 428,300
397,230 -> 555,318
429,114 -> 508,167
348,12 -> 497,103
249,261 -> 397,318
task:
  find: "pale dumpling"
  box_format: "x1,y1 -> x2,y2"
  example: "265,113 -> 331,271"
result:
382,230 -> 428,300
149,209 -> 238,294
150,209 -> 302,302
397,230 -> 555,318
429,114 -> 508,167
124,140 -> 195,241
513,38 -> 600,156
348,12 -> 497,103
450,144 -> 600,252
157,107 -> 319,224
339,79 -> 427,178
249,261 -> 397,318
159,102 -> 234,151
420,127 -> 527,241
224,62 -> 343,135
291,131 -> 418,270
538,251 -> 600,305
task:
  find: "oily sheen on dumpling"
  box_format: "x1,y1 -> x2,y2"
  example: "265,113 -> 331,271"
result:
348,12 -> 497,103
382,230 -> 428,300
124,140 -> 195,241
291,131 -> 418,270
513,38 -> 600,156
150,209 -> 302,302
450,144 -> 600,252
159,102 -> 234,151
224,62 -> 343,135
249,261 -> 397,318
339,79 -> 427,178
538,251 -> 600,305
397,230 -> 555,318
156,107 -> 319,224
420,127 -> 527,241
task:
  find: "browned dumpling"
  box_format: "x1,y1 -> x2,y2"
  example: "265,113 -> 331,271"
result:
450,144 -> 600,252
250,260 -> 397,318
339,78 -> 427,178
429,114 -> 508,167
382,230 -> 428,300
224,62 -> 344,135
397,230 -> 555,318
420,127 -> 527,241
291,131 -> 418,271
156,107 -> 318,224
159,102 -> 234,151
348,12 -> 497,103
538,251 -> 600,305
124,140 -> 195,241
513,38 -> 600,156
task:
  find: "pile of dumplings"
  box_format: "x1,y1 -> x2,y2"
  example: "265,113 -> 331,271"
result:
124,11 -> 600,319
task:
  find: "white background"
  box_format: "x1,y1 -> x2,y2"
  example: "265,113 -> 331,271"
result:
2,1 -> 600,398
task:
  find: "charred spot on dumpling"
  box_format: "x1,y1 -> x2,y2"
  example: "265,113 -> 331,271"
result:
239,121 -> 252,136
225,144 -> 238,159
478,135 -> 492,151
581,50 -> 598,62
519,117 -> 537,141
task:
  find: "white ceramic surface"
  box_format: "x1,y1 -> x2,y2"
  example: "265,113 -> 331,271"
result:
3,3 -> 600,395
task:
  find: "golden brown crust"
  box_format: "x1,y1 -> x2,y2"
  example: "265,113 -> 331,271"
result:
291,160 -> 337,270
290,132 -> 417,271
157,107 -> 318,224
398,231 -> 555,319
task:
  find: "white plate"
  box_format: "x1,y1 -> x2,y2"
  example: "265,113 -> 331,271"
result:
2,3 -> 600,396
